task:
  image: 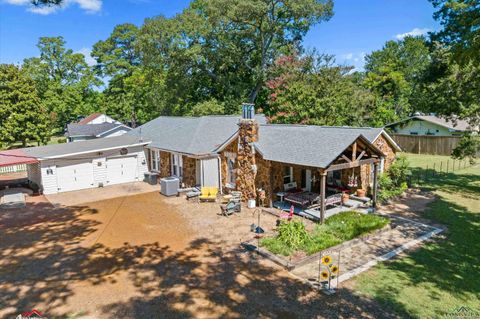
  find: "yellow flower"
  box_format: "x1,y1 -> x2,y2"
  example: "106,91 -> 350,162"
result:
320,271 -> 329,280
321,255 -> 332,265
330,265 -> 339,274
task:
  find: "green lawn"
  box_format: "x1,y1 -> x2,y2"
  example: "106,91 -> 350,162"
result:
353,154 -> 480,318
260,211 -> 389,256
2,135 -> 66,150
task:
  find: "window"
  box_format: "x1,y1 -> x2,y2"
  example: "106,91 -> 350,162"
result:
150,149 -> 160,171
410,132 -> 418,135
227,157 -> 236,186
171,153 -> 183,177
283,166 -> 293,184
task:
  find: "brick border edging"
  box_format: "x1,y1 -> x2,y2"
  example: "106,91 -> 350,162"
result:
241,220 -> 392,271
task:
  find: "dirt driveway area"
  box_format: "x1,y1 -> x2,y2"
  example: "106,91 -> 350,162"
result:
1,189 -> 399,319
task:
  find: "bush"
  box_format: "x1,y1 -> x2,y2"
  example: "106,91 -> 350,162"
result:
378,155 -> 411,201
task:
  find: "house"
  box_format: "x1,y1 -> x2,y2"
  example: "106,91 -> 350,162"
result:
0,108 -> 400,218
66,113 -> 131,142
66,123 -> 132,142
77,113 -> 121,125
385,115 -> 472,137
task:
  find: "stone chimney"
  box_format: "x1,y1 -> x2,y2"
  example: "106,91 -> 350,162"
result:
236,104 -> 259,201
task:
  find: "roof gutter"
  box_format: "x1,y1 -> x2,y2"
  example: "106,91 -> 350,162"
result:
36,141 -> 150,160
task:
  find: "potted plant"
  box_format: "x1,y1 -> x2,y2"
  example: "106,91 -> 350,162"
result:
341,191 -> 350,203
357,188 -> 366,197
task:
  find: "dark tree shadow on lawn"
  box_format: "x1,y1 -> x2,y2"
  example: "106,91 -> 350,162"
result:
0,200 -> 402,319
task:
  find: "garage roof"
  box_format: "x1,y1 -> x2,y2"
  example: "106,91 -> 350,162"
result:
21,135 -> 148,160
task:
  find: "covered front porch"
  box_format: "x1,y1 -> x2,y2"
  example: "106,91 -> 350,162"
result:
255,135 -> 383,223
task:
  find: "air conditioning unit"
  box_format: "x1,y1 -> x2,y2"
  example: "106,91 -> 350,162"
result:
160,177 -> 180,196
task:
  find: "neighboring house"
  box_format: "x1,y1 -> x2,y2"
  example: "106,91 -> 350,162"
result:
385,115 -> 472,137
0,110 -> 400,200
77,113 -> 121,125
66,123 -> 132,142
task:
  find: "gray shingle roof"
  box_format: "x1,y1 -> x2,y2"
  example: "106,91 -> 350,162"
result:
129,115 -> 267,155
386,115 -> 475,131
254,125 -> 386,168
66,123 -> 130,137
23,135 -> 148,159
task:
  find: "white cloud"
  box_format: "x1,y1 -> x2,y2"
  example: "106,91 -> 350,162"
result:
395,27 -> 431,40
76,47 -> 96,66
3,0 -> 102,14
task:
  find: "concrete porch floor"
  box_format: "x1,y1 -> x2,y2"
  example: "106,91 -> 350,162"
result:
45,181 -> 160,207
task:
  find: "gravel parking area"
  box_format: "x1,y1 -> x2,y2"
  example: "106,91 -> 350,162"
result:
1,188 -> 400,319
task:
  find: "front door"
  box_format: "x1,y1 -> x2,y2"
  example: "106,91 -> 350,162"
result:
301,169 -> 312,191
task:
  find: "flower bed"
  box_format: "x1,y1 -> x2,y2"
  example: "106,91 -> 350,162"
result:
260,211 -> 390,257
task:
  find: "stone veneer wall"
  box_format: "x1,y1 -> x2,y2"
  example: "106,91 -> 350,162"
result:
220,141 -> 238,193
182,156 -> 197,188
374,134 -> 397,170
236,120 -> 259,201
159,151 -> 171,178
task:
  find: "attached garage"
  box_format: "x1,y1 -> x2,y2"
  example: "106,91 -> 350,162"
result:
56,159 -> 94,193
106,155 -> 138,186
19,135 -> 150,194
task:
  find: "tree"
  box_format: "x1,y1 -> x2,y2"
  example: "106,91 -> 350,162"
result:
264,52 -> 373,126
31,0 -> 62,5
23,37 -> 101,131
430,0 -> 480,64
0,64 -> 50,147
92,24 -> 159,126
427,1 -> 480,160
364,36 -> 431,125
137,0 -> 333,115
187,99 -> 225,116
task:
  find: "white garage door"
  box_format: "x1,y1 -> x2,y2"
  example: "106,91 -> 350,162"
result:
56,159 -> 94,193
106,156 -> 138,185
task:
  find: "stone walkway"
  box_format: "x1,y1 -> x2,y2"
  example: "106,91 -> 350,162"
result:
291,214 -> 442,287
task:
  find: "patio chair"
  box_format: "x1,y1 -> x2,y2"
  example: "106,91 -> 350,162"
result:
199,187 -> 218,202
220,200 -> 242,217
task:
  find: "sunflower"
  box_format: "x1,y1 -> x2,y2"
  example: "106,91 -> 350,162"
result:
321,255 -> 332,265
320,271 -> 329,280
330,265 -> 339,274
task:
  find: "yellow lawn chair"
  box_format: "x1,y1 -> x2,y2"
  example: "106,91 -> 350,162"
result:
199,187 -> 218,202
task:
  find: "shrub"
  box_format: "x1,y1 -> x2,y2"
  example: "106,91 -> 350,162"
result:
379,155 -> 411,201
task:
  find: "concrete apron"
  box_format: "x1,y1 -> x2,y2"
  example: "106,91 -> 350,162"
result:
45,182 -> 160,207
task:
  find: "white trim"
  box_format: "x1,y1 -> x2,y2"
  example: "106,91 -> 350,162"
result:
96,124 -> 132,137
214,132 -> 238,152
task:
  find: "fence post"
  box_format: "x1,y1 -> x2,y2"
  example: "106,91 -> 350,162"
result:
426,164 -> 429,181
440,161 -> 443,173
447,160 -> 449,173
433,163 -> 436,177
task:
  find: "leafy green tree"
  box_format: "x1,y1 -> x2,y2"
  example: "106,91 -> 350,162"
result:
264,53 -> 373,126
364,36 -> 431,126
0,64 -> 50,147
431,0 -> 480,64
92,24 -> 158,126
187,99 -> 225,116
137,0 -> 333,115
23,37 -> 101,131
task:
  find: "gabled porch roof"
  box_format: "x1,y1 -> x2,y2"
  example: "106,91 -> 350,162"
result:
253,125 -> 384,169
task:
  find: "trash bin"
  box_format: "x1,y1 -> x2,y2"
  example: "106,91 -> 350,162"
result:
144,172 -> 158,185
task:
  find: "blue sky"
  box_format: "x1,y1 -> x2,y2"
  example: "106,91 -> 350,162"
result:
0,0 -> 440,69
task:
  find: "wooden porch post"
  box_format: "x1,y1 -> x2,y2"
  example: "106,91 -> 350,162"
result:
320,171 -> 327,223
372,162 -> 379,209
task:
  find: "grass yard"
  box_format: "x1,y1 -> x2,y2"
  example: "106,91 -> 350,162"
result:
353,154 -> 480,318
260,211 -> 389,256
